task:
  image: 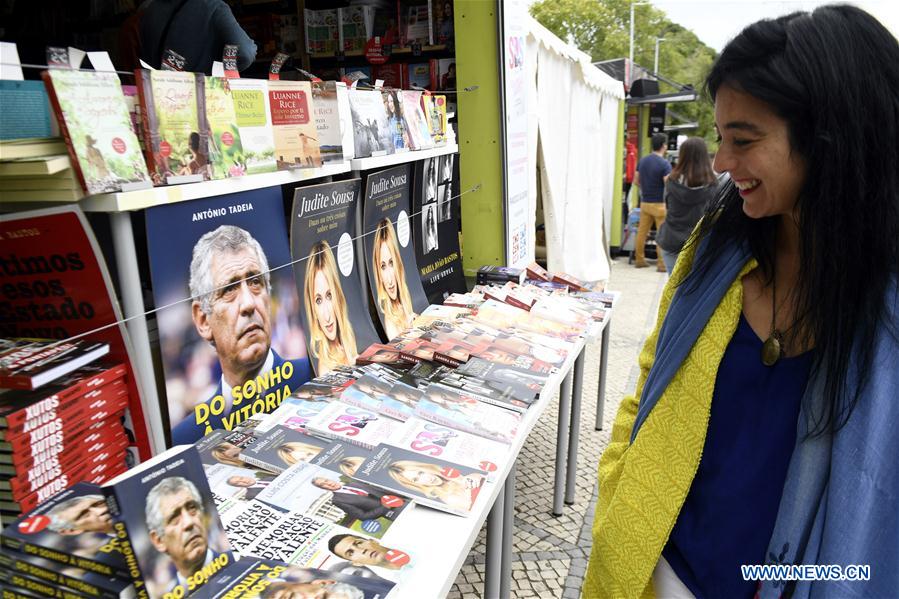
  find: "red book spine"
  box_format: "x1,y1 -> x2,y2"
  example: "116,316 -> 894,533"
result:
12,450 -> 128,513
5,410 -> 124,468
9,430 -> 127,498
4,364 -> 126,433
504,295 -> 532,312
40,70 -> 89,193
4,384 -> 127,451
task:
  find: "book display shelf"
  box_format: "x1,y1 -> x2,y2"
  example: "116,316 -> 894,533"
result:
0,3 -> 615,598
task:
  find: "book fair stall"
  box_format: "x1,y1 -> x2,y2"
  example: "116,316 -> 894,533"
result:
0,3 -> 624,598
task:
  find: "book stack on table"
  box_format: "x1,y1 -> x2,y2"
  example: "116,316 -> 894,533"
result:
0,339 -> 129,526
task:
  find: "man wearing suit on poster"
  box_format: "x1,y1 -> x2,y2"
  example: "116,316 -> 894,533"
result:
174,225 -> 311,444
311,477 -> 400,522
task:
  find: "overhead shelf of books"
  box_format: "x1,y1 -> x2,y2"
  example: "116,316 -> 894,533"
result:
78,162 -> 351,212
350,142 -> 457,171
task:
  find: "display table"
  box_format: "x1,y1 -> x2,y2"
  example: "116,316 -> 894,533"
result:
385,313 -> 613,599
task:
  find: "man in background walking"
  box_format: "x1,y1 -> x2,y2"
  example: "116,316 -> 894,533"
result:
633,133 -> 672,270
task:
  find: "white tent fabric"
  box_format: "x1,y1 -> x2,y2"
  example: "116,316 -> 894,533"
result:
527,16 -> 624,281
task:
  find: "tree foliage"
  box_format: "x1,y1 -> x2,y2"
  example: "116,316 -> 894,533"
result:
530,0 -> 718,144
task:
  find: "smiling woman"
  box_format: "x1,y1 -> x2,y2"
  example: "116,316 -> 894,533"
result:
371,218 -> 416,340
585,5 -> 899,598
303,240 -> 358,375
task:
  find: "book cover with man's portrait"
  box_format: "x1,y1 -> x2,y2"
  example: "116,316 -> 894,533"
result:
146,188 -> 312,445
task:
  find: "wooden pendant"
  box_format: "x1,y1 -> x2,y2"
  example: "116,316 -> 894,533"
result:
762,334 -> 782,366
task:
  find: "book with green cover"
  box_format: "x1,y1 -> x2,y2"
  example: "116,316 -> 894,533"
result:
135,69 -> 208,185
229,79 -> 277,175
204,76 -> 246,179
41,69 -> 151,194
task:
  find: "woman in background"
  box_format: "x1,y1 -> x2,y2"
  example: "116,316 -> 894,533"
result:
656,137 -> 720,274
372,219 -> 416,339
303,240 -> 358,375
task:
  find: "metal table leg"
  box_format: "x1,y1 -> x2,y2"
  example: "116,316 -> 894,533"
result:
565,348 -> 585,505
500,464 -> 516,599
110,211 -> 166,454
485,484 -> 505,599
552,370 -> 573,516
595,322 -> 611,431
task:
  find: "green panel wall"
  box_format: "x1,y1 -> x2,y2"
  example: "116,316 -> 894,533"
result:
610,99 -> 626,247
455,0 -> 505,274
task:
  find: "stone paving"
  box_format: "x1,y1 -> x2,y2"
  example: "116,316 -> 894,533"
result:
447,256 -> 668,599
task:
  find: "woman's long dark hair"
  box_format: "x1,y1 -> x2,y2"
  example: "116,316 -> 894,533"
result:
688,5 -> 899,436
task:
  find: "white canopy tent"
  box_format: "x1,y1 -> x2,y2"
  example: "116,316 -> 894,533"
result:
526,16 -> 624,282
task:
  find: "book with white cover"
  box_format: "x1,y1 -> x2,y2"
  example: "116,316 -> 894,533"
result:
387,416 -> 508,481
219,500 -> 412,582
255,461 -> 411,539
306,401 -> 401,450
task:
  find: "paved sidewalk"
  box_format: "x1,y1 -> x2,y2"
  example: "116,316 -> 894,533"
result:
447,256 -> 668,598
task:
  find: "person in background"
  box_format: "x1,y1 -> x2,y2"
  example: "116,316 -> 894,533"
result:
655,137 -> 720,274
584,5 -> 899,598
138,0 -> 257,74
633,133 -> 672,270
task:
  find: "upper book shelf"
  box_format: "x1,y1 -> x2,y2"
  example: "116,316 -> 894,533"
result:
78,143 -> 457,213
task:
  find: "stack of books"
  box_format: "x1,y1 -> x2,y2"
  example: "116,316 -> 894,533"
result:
0,340 -> 128,524
0,138 -> 79,203
1,446 -> 401,598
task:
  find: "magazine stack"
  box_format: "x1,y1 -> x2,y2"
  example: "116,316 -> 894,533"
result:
0,339 -> 129,525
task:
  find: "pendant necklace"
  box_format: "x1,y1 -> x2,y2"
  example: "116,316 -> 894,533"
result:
761,270 -> 785,366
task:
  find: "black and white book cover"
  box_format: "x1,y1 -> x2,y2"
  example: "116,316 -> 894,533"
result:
378,381 -> 424,422
102,445 -> 233,598
290,179 -> 380,376
205,558 -> 394,599
254,393 -> 334,434
362,165 -> 430,341
354,443 -> 488,516
347,88 -> 392,158
412,154 -> 465,304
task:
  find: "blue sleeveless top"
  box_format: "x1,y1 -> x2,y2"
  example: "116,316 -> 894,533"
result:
662,313 -> 813,598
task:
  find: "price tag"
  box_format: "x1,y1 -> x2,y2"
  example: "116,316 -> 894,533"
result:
222,44 -> 239,78
411,42 -> 422,57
